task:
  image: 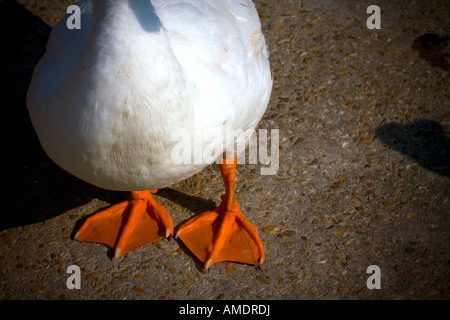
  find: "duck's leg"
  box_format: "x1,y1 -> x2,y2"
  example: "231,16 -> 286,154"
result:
75,190 -> 173,257
176,156 -> 265,270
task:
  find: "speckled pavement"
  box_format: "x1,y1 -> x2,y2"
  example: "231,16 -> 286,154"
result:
1,0 -> 449,300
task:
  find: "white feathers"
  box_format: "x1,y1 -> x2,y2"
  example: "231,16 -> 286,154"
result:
27,0 -> 272,191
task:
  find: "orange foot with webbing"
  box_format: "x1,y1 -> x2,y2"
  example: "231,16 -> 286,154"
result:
75,190 -> 173,257
176,157 -> 265,270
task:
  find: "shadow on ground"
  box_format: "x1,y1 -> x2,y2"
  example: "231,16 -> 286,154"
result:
412,33 -> 449,70
375,119 -> 450,177
0,0 -> 82,231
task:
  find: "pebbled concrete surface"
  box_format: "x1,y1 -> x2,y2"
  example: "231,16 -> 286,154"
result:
1,0 -> 449,299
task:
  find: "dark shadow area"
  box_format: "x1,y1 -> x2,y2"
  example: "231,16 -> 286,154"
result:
375,119 -> 450,177
412,33 -> 449,70
129,0 -> 162,33
157,188 -> 217,217
0,0 -> 91,231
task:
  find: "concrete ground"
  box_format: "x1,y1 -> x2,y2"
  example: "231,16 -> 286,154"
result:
1,0 -> 449,300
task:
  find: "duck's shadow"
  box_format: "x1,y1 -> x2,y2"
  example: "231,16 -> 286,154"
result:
1,0 -> 59,231
158,188 -> 217,215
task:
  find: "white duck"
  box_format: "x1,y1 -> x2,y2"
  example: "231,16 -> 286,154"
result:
27,0 -> 272,270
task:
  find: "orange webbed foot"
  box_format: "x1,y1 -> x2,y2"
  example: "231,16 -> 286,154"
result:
75,190 -> 173,257
176,198 -> 264,270
175,157 -> 265,270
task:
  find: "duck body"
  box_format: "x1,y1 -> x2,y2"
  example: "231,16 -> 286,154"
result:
27,0 -> 272,191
